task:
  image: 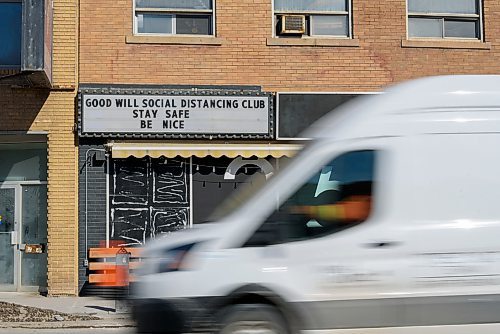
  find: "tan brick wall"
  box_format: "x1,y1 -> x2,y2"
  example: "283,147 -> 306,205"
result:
52,0 -> 78,90
0,0 -> 78,295
47,0 -> 79,296
80,0 -> 500,92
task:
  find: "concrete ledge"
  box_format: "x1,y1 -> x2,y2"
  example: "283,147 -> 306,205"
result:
126,35 -> 224,45
0,319 -> 134,329
267,37 -> 359,47
402,39 -> 491,50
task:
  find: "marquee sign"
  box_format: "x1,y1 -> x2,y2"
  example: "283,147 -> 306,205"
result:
78,87 -> 273,139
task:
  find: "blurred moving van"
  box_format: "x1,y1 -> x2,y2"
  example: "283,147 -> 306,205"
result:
132,76 -> 500,334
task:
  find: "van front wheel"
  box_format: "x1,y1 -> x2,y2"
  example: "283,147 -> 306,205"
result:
219,304 -> 288,334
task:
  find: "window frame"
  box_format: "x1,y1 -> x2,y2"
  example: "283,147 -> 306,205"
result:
271,0 -> 352,38
406,0 -> 483,40
133,0 -> 216,37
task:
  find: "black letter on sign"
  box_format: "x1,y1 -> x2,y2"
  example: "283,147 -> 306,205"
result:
140,120 -> 152,129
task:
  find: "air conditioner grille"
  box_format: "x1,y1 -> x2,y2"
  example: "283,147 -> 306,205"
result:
284,16 -> 304,31
280,15 -> 305,34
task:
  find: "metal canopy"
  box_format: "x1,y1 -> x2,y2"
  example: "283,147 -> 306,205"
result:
109,142 -> 303,159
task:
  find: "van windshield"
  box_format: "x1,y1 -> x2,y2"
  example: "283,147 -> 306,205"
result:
244,149 -> 376,246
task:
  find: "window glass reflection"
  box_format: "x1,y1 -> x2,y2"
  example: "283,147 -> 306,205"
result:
0,3 -> 22,68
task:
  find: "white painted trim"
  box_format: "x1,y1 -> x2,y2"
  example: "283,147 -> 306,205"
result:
189,157 -> 193,228
0,184 -> 21,290
0,181 -> 47,185
212,0 -> 216,36
406,0 -> 409,40
106,152 -> 110,248
111,144 -> 302,152
348,0 -> 352,38
15,184 -> 21,290
133,0 -> 137,35
26,131 -> 49,135
271,0 -> 276,37
479,0 -> 484,41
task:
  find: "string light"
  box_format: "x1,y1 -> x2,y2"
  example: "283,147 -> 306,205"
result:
193,180 -> 251,186
126,157 -> 270,174
161,157 -> 269,172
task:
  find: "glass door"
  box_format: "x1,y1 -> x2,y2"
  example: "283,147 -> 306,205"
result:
20,184 -> 48,291
0,184 -> 47,292
0,186 -> 18,291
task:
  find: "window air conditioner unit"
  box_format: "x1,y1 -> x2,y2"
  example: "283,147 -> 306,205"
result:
278,15 -> 306,35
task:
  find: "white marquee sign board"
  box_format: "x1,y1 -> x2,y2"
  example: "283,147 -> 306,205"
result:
80,94 -> 271,136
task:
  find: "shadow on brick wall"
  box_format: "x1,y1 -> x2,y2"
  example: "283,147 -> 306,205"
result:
0,86 -> 50,131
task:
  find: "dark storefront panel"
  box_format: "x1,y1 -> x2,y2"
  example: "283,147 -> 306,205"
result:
191,156 -> 272,224
78,143 -> 107,294
277,93 -> 361,139
110,157 -> 190,246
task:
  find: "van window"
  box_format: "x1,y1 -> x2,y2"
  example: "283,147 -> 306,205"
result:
244,150 -> 376,246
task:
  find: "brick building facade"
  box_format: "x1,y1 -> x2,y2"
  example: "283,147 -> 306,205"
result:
76,0 -> 499,293
0,0 -> 78,295
80,0 -> 497,90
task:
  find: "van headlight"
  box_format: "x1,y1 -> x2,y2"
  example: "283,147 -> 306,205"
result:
137,242 -> 199,276
157,242 -> 197,273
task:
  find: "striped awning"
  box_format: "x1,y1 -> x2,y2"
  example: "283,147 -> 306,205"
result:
109,142 -> 303,159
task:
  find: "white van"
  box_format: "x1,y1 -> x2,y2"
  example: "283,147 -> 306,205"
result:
132,75 -> 500,334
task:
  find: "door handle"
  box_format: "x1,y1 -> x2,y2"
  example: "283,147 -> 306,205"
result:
363,241 -> 400,248
10,231 -> 18,245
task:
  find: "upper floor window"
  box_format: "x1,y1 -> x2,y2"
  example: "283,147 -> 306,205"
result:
274,0 -> 351,38
407,0 -> 482,39
0,0 -> 22,68
134,0 -> 214,35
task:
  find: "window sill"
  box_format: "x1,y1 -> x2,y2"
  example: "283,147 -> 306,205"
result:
126,35 -> 225,45
267,37 -> 359,47
402,39 -> 491,50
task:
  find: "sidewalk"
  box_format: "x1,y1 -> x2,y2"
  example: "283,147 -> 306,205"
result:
0,292 -> 135,329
